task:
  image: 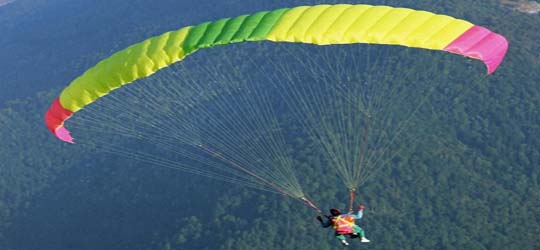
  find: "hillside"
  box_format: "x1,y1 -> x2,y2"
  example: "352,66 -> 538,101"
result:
0,1 -> 539,250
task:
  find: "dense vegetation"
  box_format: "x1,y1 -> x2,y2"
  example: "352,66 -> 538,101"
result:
1,0 -> 539,250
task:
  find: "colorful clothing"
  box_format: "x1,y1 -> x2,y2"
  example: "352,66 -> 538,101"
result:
336,224 -> 365,241
320,210 -> 366,241
332,214 -> 356,234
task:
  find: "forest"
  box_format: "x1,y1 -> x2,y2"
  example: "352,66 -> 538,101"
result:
0,0 -> 539,249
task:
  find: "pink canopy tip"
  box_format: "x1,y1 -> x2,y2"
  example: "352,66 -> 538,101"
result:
54,126 -> 74,144
45,97 -> 75,143
444,25 -> 509,74
484,35 -> 509,74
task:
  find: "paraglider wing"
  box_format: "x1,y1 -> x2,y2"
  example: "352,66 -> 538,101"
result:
44,4 -> 508,143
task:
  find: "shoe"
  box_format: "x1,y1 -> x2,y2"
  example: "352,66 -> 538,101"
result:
341,240 -> 349,246
361,237 -> 370,243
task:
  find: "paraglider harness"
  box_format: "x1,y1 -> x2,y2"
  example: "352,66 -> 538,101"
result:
331,214 -> 356,235
319,189 -> 367,240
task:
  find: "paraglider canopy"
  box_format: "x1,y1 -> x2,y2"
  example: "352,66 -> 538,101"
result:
45,4 -> 508,144
43,4 -> 508,213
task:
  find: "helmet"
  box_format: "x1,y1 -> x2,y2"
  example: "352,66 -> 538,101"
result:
330,208 -> 341,216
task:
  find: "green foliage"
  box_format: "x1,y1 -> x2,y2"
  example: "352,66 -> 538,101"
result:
1,0 -> 539,250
